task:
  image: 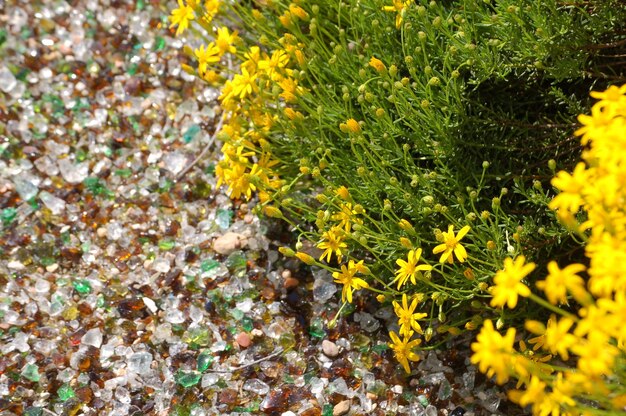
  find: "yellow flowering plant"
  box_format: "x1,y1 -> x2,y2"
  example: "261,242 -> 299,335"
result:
471,86 -> 626,415
171,0 -> 626,392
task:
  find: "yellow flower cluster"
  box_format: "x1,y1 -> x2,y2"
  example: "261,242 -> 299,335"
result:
170,1 -> 311,206
312,188 -> 474,375
472,85 -> 626,415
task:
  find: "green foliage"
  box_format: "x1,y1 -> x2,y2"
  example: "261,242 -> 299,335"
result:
180,0 -> 626,341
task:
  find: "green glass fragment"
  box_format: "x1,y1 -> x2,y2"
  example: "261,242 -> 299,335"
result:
371,343 -> 389,353
322,404 -> 333,416
175,371 -> 201,388
155,36 -> 166,51
200,258 -> 219,272
183,327 -> 210,349
241,316 -> 253,332
278,332 -> 296,350
192,180 -> 212,198
417,394 -> 429,406
76,148 -> 88,162
40,257 -> 55,267
24,407 -> 43,416
197,351 -> 214,372
84,177 -> 113,197
215,209 -> 231,230
225,251 -> 246,274
127,63 -> 138,75
21,364 -> 40,382
229,309 -> 244,321
308,318 -> 325,339
72,280 -> 91,294
115,169 -> 132,178
58,384 -> 75,401
136,0 -> 145,10
158,239 -> 176,251
183,124 -> 201,143
1,208 -> 17,224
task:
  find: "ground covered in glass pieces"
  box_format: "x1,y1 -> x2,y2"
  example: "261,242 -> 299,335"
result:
0,1 -> 519,415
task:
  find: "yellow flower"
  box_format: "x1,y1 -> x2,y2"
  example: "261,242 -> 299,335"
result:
369,56 -> 386,73
169,0 -> 195,36
331,202 -> 363,233
278,77 -> 301,103
432,225 -> 470,263
194,42 -> 221,76
204,0 -> 220,17
228,67 -> 259,100
393,293 -> 427,336
589,84 -> 626,103
345,118 -> 361,133
470,320 -> 516,384
536,261 -> 585,305
388,330 -> 421,373
382,0 -> 412,29
574,331 -> 618,377
215,26 -> 238,55
527,316 -> 577,361
279,10 -> 293,28
574,104 -> 616,144
394,248 -> 432,289
332,260 -> 369,303
289,3 -> 309,20
224,164 -> 256,200
258,50 -> 290,81
317,227 -> 347,263
336,186 -> 350,200
509,376 -> 547,408
490,256 -> 535,309
535,373 -> 577,415
548,162 -> 588,214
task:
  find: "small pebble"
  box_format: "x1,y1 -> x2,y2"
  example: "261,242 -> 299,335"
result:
283,277 -> 299,289
322,340 -> 339,358
236,332 -> 251,348
333,399 -> 351,416
213,232 -> 246,255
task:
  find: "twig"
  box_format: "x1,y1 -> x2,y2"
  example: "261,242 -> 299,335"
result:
175,114 -> 226,181
206,347 -> 285,373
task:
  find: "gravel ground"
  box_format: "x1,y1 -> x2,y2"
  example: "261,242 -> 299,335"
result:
0,1 -> 516,415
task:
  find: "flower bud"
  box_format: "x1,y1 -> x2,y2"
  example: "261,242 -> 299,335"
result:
496,318 -> 504,330
279,247 -> 295,257
398,219 -> 415,233
264,206 -> 283,218
369,56 -> 386,73
400,237 -> 413,249
548,159 -> 556,171
424,327 -> 433,342
463,268 -> 475,280
296,252 -> 316,265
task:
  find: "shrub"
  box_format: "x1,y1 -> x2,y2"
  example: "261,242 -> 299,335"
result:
471,86 -> 626,415
170,0 -> 626,412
